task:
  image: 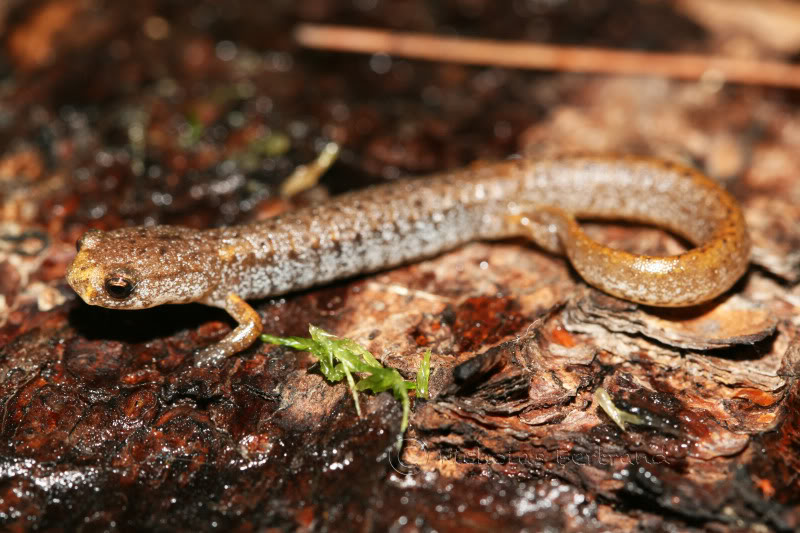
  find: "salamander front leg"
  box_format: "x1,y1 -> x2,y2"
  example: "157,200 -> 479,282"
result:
194,293 -> 263,367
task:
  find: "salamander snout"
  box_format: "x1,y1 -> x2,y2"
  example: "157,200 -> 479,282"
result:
67,232 -> 142,308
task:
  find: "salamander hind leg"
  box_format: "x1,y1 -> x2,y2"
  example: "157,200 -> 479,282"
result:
507,205 -> 575,255
194,293 -> 264,367
507,203 -> 730,307
508,204 -> 672,305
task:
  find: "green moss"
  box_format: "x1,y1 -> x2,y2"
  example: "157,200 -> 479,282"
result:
261,326 -> 432,447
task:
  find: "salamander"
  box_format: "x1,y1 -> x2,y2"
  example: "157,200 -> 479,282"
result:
66,155 -> 751,366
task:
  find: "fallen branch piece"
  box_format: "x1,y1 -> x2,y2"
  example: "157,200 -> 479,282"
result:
295,23 -> 800,88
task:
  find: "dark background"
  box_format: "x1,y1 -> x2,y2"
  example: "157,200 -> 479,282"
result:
1,1 -> 799,531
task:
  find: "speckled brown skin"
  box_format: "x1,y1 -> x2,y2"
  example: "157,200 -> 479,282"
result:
66,155 -> 750,366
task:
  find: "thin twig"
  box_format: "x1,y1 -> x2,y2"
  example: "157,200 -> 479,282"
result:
295,23 -> 800,89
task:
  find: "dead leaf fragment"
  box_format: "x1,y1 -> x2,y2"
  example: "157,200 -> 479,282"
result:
564,291 -> 776,351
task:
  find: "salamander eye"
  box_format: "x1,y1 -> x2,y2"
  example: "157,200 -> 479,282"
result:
104,275 -> 135,299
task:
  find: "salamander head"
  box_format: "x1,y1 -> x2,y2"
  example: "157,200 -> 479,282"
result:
67,226 -> 218,309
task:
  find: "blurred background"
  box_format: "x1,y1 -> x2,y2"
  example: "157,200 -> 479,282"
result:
3,0 -> 799,233
1,1 -> 800,531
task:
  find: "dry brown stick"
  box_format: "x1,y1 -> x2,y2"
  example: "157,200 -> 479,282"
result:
295,23 -> 800,89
